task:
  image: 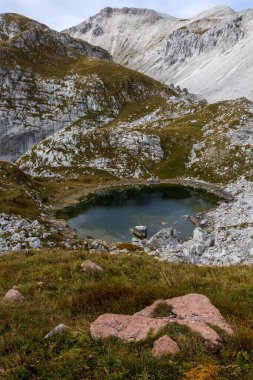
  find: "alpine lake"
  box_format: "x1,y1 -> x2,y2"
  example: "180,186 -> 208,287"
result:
65,185 -> 219,243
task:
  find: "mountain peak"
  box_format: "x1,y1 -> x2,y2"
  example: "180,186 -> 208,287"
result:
98,6 -> 176,20
194,5 -> 236,20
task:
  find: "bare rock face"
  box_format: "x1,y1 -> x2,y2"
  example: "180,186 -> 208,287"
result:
90,314 -> 169,342
81,260 -> 103,272
90,293 -> 234,354
2,289 -> 24,303
0,13 -> 112,162
152,335 -> 180,357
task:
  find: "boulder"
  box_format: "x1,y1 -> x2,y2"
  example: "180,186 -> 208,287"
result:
152,335 -> 180,357
146,176 -> 160,185
2,289 -> 24,303
147,228 -> 178,250
90,293 -> 234,351
28,237 -> 42,249
44,324 -> 68,339
81,260 -> 103,272
12,243 -> 22,252
193,228 -> 206,242
131,226 -> 147,239
90,313 -> 169,342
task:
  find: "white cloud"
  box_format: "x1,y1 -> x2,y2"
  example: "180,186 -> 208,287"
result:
1,0 -> 252,30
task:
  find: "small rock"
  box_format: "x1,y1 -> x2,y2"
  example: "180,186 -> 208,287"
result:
2,289 -> 24,303
146,176 -> 160,185
81,260 -> 103,272
12,243 -> 22,252
44,324 -> 68,339
28,237 -> 42,249
152,335 -> 180,357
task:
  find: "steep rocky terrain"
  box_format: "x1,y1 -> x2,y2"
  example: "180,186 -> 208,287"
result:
65,6 -> 253,102
0,13 -> 113,161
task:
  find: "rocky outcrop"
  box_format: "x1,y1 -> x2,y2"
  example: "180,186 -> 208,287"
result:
17,123 -> 165,179
65,6 -> 253,102
147,178 -> 253,266
90,293 -> 233,355
0,213 -> 53,253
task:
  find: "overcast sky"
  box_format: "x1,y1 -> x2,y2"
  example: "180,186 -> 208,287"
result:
1,0 -> 252,31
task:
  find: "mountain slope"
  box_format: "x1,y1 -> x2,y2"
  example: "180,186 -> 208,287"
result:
17,96 -> 253,184
65,6 -> 253,102
0,160 -> 46,218
0,13 -> 116,161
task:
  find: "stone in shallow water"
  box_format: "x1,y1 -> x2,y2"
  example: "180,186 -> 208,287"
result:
131,225 -> 147,239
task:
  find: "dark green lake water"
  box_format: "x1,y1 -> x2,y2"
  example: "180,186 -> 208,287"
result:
68,185 -> 217,242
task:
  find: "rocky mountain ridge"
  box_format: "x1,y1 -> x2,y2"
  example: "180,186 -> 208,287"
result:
65,6 -> 253,102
